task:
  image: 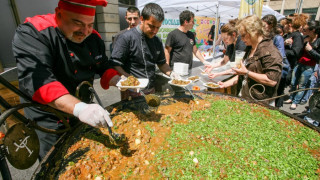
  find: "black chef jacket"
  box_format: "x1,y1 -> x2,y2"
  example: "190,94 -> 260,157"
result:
110,26 -> 166,89
12,14 -> 118,123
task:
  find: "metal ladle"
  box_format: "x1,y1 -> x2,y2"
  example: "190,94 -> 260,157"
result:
139,90 -> 161,107
88,87 -> 127,146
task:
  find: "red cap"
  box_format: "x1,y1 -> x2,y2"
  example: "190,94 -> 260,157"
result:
58,0 -> 108,16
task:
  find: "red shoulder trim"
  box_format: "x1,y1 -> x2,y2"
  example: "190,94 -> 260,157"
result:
100,69 -> 120,90
32,81 -> 69,104
92,29 -> 102,39
24,14 -> 57,32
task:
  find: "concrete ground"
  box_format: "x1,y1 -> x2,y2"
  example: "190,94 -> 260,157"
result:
279,86 -> 309,115
2,79 -> 311,180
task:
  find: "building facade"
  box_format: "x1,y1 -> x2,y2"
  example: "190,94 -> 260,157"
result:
265,0 -> 320,20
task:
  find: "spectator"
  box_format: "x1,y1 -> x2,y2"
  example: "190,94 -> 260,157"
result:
204,19 -> 246,78
285,20 -> 320,110
218,15 -> 282,106
262,14 -> 290,107
208,24 -> 215,45
281,15 -> 305,86
112,6 -> 140,51
276,24 -> 284,36
165,10 -> 209,70
281,15 -> 305,69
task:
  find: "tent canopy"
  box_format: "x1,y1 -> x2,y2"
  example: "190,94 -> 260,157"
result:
136,0 -> 284,23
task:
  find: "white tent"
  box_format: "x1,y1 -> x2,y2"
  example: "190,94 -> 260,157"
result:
136,0 -> 284,23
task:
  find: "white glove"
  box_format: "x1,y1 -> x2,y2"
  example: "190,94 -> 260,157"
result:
203,61 -> 211,65
170,71 -> 181,80
73,102 -> 113,128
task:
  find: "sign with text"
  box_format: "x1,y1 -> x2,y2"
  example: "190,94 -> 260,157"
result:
157,13 -> 217,47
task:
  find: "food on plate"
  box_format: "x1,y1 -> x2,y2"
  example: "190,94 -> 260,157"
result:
188,76 -> 200,81
171,79 -> 190,85
192,86 -> 200,91
121,76 -> 140,86
206,82 -> 220,88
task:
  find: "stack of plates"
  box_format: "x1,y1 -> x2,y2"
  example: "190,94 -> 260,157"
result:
173,63 -> 189,76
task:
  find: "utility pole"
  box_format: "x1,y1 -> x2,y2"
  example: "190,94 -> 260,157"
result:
315,2 -> 320,20
297,0 -> 304,14
213,3 -> 219,57
280,0 -> 286,15
266,0 -> 270,6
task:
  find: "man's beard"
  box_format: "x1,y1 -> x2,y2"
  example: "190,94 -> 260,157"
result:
67,32 -> 89,43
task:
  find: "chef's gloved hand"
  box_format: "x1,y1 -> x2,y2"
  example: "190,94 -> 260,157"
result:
202,61 -> 211,65
73,102 -> 113,128
170,71 -> 181,80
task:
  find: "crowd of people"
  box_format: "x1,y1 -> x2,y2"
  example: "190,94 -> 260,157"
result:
205,13 -> 320,109
11,0 -> 319,160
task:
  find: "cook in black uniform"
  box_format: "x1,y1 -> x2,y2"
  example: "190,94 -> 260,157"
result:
12,0 -> 120,160
110,3 -> 179,100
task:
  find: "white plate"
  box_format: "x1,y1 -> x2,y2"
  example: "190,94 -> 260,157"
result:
203,82 -> 221,89
116,78 -> 149,89
187,76 -> 200,82
168,79 -> 192,88
200,72 -> 209,76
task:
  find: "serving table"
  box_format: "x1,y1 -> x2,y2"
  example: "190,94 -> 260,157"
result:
155,53 -> 237,95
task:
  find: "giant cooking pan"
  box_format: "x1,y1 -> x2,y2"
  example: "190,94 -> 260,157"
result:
31,90 -> 320,179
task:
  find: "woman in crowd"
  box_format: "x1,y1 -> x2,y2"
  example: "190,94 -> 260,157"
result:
280,15 -> 306,87
285,20 -> 320,110
281,15 -> 305,69
204,19 -> 246,79
262,14 -> 290,107
218,15 -> 282,106
276,24 -> 284,36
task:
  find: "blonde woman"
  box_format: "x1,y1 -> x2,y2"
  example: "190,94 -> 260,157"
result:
218,15 -> 282,105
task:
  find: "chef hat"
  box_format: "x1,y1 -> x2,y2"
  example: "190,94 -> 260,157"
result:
58,0 -> 108,16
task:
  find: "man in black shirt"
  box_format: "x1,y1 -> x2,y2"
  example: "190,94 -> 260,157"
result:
110,3 -> 177,99
165,10 -> 209,70
112,6 -> 140,51
12,0 -> 120,160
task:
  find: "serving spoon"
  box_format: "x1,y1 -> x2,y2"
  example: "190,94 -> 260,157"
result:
139,90 -> 161,107
88,87 -> 127,146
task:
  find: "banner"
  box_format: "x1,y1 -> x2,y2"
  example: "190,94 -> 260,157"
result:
157,13 -> 216,47
238,0 -> 263,19
194,16 -> 217,46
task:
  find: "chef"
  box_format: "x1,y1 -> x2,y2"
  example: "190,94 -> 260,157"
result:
110,3 -> 180,100
12,0 -> 120,160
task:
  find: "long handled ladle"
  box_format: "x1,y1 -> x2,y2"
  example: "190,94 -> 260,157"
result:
139,90 -> 161,107
88,87 -> 127,146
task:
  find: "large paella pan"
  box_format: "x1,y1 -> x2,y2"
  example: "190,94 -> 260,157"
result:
32,91 -> 320,179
